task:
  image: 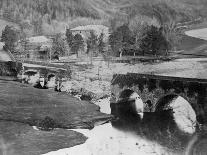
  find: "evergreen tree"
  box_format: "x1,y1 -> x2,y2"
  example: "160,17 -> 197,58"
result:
86,31 -> 98,64
109,30 -> 123,57
97,32 -> 105,53
52,33 -> 65,58
72,33 -> 84,57
109,24 -> 133,57
87,31 -> 98,54
51,10 -> 56,20
140,25 -> 170,56
65,29 -> 74,47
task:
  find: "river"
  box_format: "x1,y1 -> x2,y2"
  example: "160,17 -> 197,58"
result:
42,96 -> 207,155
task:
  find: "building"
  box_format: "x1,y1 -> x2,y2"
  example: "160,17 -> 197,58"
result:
19,36 -> 52,61
70,25 -> 109,42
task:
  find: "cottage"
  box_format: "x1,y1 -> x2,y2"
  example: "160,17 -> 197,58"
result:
20,36 -> 52,61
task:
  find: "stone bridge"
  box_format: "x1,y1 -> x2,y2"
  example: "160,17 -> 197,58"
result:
110,73 -> 207,123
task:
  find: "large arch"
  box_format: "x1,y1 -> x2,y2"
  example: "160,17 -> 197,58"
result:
116,89 -> 144,117
155,94 -> 197,134
155,93 -> 179,112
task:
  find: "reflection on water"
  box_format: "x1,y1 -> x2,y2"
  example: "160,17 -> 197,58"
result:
111,111 -> 189,153
111,101 -> 207,155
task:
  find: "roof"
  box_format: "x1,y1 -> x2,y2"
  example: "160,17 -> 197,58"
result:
71,25 -> 109,41
28,36 -> 52,43
71,25 -> 109,35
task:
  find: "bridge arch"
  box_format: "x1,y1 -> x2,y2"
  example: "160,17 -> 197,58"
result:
155,94 -> 197,134
47,73 -> 56,80
46,73 -> 56,89
118,89 -> 144,116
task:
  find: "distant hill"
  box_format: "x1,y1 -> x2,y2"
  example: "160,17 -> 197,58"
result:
0,0 -> 207,36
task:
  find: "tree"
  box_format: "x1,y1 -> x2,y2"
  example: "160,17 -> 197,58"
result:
51,10 -> 56,20
72,33 -> 84,57
87,31 -> 98,54
97,32 -> 106,54
52,33 -> 65,59
109,24 -> 134,57
32,17 -> 43,35
109,30 -> 123,57
86,31 -> 98,64
140,25 -> 170,56
1,25 -> 19,53
161,23 -> 182,52
66,29 -> 74,47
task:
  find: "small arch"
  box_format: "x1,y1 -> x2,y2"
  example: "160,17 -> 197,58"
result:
155,94 -> 197,134
46,73 -> 56,89
24,70 -> 38,76
47,73 -> 56,80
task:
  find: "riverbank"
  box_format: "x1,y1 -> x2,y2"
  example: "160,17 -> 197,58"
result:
0,79 -> 113,155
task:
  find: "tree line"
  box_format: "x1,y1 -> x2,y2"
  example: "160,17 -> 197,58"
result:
108,21 -> 181,57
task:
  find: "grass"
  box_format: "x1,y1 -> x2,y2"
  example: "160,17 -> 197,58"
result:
0,121 -> 86,155
0,79 -> 113,154
0,80 -> 112,129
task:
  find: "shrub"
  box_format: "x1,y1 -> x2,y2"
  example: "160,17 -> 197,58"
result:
37,116 -> 56,131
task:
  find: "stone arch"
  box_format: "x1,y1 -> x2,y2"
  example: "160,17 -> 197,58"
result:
47,73 -> 56,80
46,73 -> 56,89
24,70 -> 38,76
118,89 -> 144,116
155,93 -> 179,112
155,94 -> 197,134
24,70 -> 40,85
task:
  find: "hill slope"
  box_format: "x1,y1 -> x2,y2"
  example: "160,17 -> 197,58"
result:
0,0 -> 207,35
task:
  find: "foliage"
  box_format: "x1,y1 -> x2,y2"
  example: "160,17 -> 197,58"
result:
0,0 -> 206,37
38,116 -> 56,131
161,23 -> 182,51
66,29 -> 74,47
108,13 -> 129,32
109,30 -> 123,57
86,31 -> 98,54
109,24 -> 135,57
1,25 -> 19,53
72,33 -> 84,56
52,33 -> 66,57
140,25 -> 170,56
97,32 -> 106,53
